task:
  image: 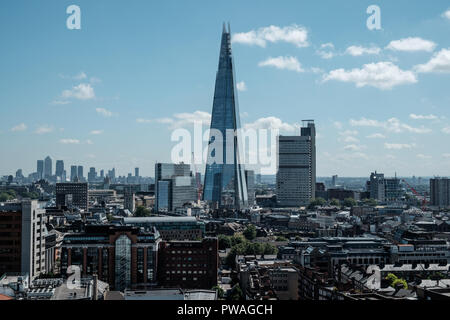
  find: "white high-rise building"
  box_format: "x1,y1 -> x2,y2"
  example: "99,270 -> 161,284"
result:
276,120 -> 316,207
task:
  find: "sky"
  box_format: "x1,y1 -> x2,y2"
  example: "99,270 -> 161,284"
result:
1,0 -> 450,178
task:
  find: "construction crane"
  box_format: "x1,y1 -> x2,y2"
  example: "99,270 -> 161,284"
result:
191,152 -> 202,203
402,179 -> 427,210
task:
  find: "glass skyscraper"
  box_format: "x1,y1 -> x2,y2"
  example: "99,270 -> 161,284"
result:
203,24 -> 248,210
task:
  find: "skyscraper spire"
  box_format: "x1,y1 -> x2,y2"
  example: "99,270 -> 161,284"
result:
203,25 -> 248,210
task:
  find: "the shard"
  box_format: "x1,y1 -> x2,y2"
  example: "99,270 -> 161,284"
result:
203,24 -> 248,210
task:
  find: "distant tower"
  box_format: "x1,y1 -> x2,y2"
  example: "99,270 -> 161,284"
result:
203,24 -> 248,210
44,156 -> 52,179
56,160 -> 64,180
37,160 -> 44,180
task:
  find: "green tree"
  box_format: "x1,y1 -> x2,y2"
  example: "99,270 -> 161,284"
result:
308,198 -> 326,209
364,198 -> 377,207
243,224 -> 257,240
212,285 -> 225,299
276,236 -> 288,242
228,284 -> 244,301
134,206 -> 151,217
0,193 -> 13,202
218,235 -> 232,250
343,198 -> 357,207
330,198 -> 340,206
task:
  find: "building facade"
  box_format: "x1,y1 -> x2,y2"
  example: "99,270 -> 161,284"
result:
203,24 -> 248,210
0,200 -> 46,279
277,121 -> 316,207
430,178 -> 450,207
55,182 -> 89,211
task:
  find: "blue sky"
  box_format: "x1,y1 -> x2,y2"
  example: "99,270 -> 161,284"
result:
1,0 -> 450,178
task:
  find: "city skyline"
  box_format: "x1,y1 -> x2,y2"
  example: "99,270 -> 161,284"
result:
1,0 -> 450,177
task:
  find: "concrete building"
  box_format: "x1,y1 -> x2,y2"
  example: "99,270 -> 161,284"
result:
369,172 -> 385,202
277,120 -> 316,207
122,216 -> 205,240
245,170 -> 255,206
0,200 -> 46,279
60,225 -> 161,291
430,178 -> 450,207
124,187 -> 135,213
157,238 -> 218,290
55,182 -> 88,211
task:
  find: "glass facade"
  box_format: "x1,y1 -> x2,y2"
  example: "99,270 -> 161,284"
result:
114,235 -> 131,291
203,24 -> 248,210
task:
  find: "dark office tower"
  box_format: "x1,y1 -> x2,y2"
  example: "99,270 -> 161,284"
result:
70,165 -> 78,182
44,156 -> 52,179
430,178 -> 450,207
56,182 -> 88,211
88,167 -> 97,183
77,166 -> 84,181
37,160 -> 44,180
245,170 -> 255,206
100,170 -> 105,179
55,160 -> 64,179
135,168 -> 139,177
203,24 -> 248,210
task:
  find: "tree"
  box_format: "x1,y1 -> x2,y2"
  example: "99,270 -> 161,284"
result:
330,198 -> 340,206
276,236 -> 288,242
343,198 -> 357,207
134,206 -> 151,217
228,284 -> 244,301
218,235 -> 232,250
0,193 -> 13,202
364,198 -> 377,207
212,285 -> 225,299
243,224 -> 257,240
308,198 -> 326,209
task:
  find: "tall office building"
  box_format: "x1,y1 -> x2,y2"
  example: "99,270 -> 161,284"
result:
124,187 -> 136,213
77,166 -> 84,181
88,167 -> 97,183
135,168 -> 139,177
155,163 -> 196,213
276,120 -> 316,207
385,177 -> 402,202
37,160 -> 44,180
203,24 -> 248,210
55,160 -> 64,179
0,200 -> 46,278
430,178 -> 450,207
332,175 -> 338,187
100,169 -> 105,179
369,171 -> 386,202
44,156 -> 52,179
70,165 -> 78,182
56,182 -> 89,211
245,170 -> 255,206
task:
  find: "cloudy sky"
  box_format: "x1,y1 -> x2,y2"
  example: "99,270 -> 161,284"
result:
1,0 -> 450,177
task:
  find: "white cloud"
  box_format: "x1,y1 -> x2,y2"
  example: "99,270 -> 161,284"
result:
90,130 -> 103,135
317,43 -> 335,59
138,111 -> 211,129
243,117 -> 298,132
342,136 -> 359,143
345,45 -> 381,56
323,62 -> 417,90
259,56 -> 304,73
417,154 -> 432,159
366,133 -> 386,139
333,121 -> 343,130
409,113 -> 438,120
236,81 -> 247,92
443,127 -> 450,134
231,24 -> 309,48
350,117 -> 431,134
35,125 -> 54,134
96,108 -> 115,117
73,71 -> 87,80
11,123 -> 27,132
60,139 -> 80,144
386,37 -> 436,52
86,139 -> 94,145
384,143 -> 417,150
62,83 -> 95,100
442,10 -> 450,20
344,144 -> 365,151
415,48 -> 450,73
443,153 -> 450,158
